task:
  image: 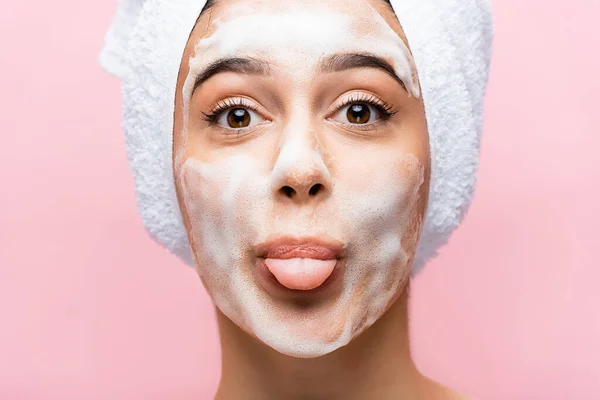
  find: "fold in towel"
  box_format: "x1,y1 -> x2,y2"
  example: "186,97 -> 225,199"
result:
99,0 -> 494,274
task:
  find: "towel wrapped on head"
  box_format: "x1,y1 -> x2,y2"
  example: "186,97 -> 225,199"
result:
99,0 -> 494,274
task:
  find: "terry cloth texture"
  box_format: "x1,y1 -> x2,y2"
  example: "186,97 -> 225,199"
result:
99,0 -> 494,274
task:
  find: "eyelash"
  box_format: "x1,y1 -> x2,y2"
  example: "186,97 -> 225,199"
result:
201,97 -> 260,123
336,93 -> 397,120
199,93 -> 398,127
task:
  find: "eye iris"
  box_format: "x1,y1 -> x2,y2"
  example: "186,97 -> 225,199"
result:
227,108 -> 251,128
347,103 -> 371,124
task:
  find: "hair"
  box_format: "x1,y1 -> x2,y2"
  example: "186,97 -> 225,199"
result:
201,0 -> 218,14
200,0 -> 393,17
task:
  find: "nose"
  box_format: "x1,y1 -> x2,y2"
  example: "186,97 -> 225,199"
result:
277,171 -> 327,200
271,133 -> 332,203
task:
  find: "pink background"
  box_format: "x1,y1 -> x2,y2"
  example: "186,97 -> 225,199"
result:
1,0 -> 599,398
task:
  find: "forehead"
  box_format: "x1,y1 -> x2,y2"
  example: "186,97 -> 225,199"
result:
189,0 -> 409,54
180,0 -> 420,99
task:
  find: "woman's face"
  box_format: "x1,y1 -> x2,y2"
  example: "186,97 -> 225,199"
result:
173,0 -> 430,358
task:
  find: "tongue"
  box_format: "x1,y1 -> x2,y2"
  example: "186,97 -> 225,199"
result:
264,258 -> 337,290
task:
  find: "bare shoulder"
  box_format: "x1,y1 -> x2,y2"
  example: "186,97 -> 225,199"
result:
449,392 -> 479,400
418,375 -> 479,400
437,388 -> 478,400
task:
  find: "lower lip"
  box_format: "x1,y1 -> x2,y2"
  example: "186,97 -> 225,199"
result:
255,258 -> 344,298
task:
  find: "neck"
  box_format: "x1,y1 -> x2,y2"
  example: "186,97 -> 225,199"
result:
214,282 -> 429,400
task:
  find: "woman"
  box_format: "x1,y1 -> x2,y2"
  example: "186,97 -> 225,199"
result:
100,0 -> 493,398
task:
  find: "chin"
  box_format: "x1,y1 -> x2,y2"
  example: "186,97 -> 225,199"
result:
203,247 -> 412,359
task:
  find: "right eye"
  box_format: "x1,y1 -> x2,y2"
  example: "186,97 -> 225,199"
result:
215,107 -> 265,129
202,97 -> 268,132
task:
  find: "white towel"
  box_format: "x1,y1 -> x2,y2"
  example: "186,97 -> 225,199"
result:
99,0 -> 494,274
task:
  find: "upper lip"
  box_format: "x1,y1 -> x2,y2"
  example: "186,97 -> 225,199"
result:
254,235 -> 346,260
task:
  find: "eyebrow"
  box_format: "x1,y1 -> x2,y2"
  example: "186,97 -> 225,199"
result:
192,57 -> 274,93
318,53 -> 407,92
192,52 -> 407,94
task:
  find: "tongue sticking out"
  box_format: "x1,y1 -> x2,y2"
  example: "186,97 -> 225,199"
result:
264,258 -> 337,290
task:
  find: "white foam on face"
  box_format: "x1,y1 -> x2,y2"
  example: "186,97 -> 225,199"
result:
180,0 -> 420,135
271,124 -> 333,191
177,0 -> 425,358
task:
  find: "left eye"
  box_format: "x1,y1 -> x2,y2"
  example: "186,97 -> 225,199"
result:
331,103 -> 382,125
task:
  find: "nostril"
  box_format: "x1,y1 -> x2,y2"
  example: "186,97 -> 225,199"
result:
280,186 -> 296,198
309,183 -> 324,196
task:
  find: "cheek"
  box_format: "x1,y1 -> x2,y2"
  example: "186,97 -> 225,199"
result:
389,155 -> 426,273
178,156 -> 272,260
180,158 -> 245,228
335,151 -> 425,294
387,154 -> 426,257
179,160 -> 229,267
335,150 -> 425,231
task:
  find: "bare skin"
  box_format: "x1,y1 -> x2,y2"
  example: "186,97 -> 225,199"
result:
172,0 -> 476,398
214,286 -> 474,400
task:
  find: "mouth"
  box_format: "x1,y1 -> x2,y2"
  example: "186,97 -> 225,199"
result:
254,235 -> 346,295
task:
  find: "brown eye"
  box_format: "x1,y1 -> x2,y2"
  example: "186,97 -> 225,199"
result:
346,103 -> 371,124
227,108 -> 251,128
